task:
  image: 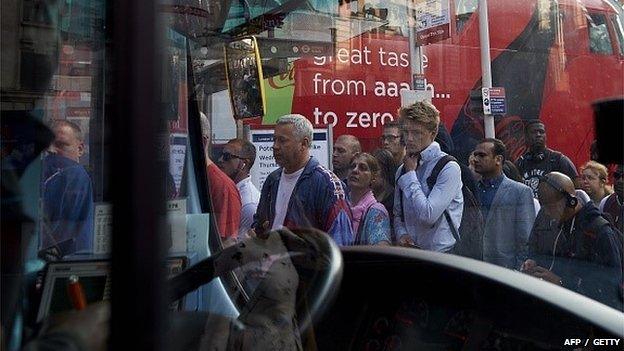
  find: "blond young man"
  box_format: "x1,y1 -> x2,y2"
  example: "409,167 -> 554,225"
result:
394,102 -> 464,252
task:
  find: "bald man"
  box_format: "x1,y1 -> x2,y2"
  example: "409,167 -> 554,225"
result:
40,120 -> 94,257
332,135 -> 361,181
522,172 -> 622,309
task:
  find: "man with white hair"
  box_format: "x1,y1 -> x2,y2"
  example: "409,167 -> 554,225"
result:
253,114 -> 354,245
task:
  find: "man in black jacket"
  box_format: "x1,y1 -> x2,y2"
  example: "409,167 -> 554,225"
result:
522,172 -> 623,310
516,120 -> 578,198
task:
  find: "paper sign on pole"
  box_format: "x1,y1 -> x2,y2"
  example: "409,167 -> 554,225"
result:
248,126 -> 332,190
414,0 -> 451,46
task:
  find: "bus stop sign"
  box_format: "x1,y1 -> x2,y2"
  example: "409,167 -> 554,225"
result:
482,87 -> 506,115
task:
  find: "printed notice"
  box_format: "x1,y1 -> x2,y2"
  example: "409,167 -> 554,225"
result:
94,203 -> 113,254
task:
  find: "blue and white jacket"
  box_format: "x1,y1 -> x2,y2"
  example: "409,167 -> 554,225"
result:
254,157 -> 354,246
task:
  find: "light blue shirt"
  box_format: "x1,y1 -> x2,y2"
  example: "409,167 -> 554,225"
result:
393,142 -> 463,252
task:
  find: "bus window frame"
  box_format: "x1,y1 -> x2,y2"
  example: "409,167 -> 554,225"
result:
110,0 -> 167,349
587,12 -> 615,55
186,54 -> 251,307
609,13 -> 624,58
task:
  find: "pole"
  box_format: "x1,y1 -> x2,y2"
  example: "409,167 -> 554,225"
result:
406,0 -> 423,81
403,0 -> 433,106
479,0 -> 495,138
412,44 -> 424,76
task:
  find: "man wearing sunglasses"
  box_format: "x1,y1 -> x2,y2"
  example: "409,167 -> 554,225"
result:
599,165 -> 624,233
218,139 -> 260,239
200,113 -> 242,243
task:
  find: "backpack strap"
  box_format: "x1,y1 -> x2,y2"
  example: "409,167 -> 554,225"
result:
427,155 -> 461,243
397,155 -> 461,241
549,150 -> 563,163
547,150 -> 564,173
426,155 -> 457,190
397,156 -> 454,222
443,210 -> 460,242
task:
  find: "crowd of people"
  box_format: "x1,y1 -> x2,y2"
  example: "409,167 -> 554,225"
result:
36,102 -> 623,310
197,102 -> 623,310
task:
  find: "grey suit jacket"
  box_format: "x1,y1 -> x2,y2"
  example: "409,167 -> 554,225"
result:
482,175 -> 536,269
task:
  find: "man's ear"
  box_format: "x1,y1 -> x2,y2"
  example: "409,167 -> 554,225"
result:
77,142 -> 85,157
302,137 -> 310,150
495,155 -> 503,165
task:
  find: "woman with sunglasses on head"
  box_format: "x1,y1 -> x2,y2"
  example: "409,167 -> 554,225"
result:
348,152 -> 392,246
580,161 -> 613,205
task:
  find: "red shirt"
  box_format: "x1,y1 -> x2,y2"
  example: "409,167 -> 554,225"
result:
207,163 -> 241,239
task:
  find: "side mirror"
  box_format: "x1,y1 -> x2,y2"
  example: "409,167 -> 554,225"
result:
224,36 -> 266,120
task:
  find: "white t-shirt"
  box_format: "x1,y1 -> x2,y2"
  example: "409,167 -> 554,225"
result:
236,177 -> 261,238
271,167 -> 305,230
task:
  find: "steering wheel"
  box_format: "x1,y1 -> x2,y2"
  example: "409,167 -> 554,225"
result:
168,227 -> 343,336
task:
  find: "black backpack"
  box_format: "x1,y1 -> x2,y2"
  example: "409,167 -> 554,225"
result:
426,155 -> 485,260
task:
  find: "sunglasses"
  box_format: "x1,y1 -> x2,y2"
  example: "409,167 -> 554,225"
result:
220,151 -> 243,161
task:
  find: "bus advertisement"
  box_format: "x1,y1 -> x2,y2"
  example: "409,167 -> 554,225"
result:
250,0 -> 623,167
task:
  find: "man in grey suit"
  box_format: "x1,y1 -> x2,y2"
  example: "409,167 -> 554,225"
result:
473,138 -> 536,269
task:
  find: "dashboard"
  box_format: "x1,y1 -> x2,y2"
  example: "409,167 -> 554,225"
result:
314,247 -> 624,351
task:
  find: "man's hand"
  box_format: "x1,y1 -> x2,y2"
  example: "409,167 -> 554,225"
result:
398,235 -> 415,247
247,228 -> 257,238
520,259 -> 537,273
521,261 -> 562,285
254,221 -> 270,239
403,154 -> 420,172
529,266 -> 562,285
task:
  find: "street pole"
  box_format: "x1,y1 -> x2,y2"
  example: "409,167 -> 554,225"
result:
403,0 -> 433,106
479,0 -> 495,138
408,0 -> 424,79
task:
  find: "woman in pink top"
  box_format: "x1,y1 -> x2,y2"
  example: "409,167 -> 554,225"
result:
348,153 -> 392,245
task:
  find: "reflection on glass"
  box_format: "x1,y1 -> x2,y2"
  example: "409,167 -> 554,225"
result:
3,0 -> 623,349
167,228 -> 339,350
